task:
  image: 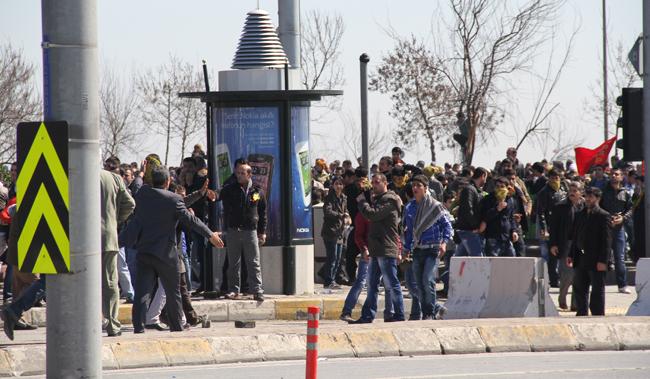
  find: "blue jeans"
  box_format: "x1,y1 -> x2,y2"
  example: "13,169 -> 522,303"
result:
412,247 -> 440,318
404,263 -> 422,319
455,230 -> 484,256
485,239 -> 516,257
612,228 -> 627,288
323,240 -> 343,286
540,240 -> 559,286
118,247 -> 134,298
10,276 -> 46,317
360,257 -> 404,322
342,258 -> 369,316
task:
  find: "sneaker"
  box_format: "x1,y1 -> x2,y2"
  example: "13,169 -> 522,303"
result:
434,305 -> 448,320
327,283 -> 342,290
339,314 -> 354,322
618,286 -> 632,294
225,292 -> 240,300
254,293 -> 265,302
14,318 -> 37,330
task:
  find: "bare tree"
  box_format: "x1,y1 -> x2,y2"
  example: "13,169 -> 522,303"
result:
370,35 -> 456,162
434,0 -> 563,165
515,25 -> 578,149
99,67 -> 141,160
137,55 -> 204,165
171,66 -> 204,162
301,9 -> 345,118
339,111 -> 393,165
583,40 -> 641,132
0,43 -> 40,165
536,120 -> 585,162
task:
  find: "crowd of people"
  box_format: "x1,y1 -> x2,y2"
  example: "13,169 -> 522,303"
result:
0,143 -> 270,338
313,146 -> 645,322
0,142 -> 645,338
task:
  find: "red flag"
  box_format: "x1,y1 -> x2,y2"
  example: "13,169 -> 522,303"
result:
574,137 -> 617,176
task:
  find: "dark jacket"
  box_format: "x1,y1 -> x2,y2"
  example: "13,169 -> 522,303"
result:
549,200 -> 582,257
187,172 -> 209,221
456,181 -> 483,231
526,175 -> 547,196
600,183 -> 633,230
428,177 -> 444,201
219,180 -> 267,234
124,185 -> 212,266
129,176 -> 143,196
569,205 -> 612,270
321,190 -> 347,241
535,182 -> 568,231
357,190 -> 402,258
480,193 -> 516,241
344,183 -> 360,226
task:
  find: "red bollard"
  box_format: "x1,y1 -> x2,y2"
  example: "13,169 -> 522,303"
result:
306,306 -> 320,379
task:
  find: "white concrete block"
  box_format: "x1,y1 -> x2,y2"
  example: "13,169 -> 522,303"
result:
627,258 -> 650,316
444,257 -> 558,319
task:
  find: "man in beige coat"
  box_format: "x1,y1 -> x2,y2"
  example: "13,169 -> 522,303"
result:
101,160 -> 136,337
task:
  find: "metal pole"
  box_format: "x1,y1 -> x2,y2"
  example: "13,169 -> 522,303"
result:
359,53 -> 369,169
603,0 -> 609,142
42,0 -> 102,377
278,0 -> 301,69
202,60 -> 216,295
643,0 -> 650,259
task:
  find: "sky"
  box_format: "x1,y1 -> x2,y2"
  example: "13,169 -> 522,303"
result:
0,0 -> 642,167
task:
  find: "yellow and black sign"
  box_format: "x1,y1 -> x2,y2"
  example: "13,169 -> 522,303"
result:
15,121 -> 69,274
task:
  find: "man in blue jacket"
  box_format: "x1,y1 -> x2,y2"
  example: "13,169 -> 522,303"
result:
403,175 -> 453,320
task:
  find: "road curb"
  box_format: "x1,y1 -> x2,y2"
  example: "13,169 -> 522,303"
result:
19,297 -> 413,327
2,318 -> 650,376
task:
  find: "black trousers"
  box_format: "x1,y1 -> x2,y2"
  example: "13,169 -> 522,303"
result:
572,266 -> 606,316
132,254 -> 183,332
344,235 -> 360,283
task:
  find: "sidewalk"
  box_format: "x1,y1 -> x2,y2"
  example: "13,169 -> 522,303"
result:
14,284 -> 639,328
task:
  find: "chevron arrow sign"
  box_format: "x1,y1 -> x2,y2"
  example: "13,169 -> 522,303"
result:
15,121 -> 69,274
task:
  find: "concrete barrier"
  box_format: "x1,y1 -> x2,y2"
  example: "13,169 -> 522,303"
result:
627,258 -> 650,316
444,257 -> 558,319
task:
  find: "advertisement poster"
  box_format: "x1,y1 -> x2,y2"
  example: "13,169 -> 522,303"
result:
213,107 -> 282,246
291,106 -> 313,241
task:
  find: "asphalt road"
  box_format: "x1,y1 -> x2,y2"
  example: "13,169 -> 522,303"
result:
23,350 -> 650,379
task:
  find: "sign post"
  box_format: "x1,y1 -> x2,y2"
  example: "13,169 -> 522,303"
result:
16,121 -> 70,274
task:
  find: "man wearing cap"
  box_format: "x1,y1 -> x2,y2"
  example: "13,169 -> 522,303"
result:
403,175 -> 453,320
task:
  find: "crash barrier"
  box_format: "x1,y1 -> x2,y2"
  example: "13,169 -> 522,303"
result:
627,258 -> 650,316
444,257 -> 559,319
306,306 -> 320,379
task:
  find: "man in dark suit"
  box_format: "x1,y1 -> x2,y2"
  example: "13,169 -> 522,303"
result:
127,166 -> 223,333
549,181 -> 584,310
567,187 -> 612,316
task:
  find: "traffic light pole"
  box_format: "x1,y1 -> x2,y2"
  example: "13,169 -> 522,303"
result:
42,0 -> 102,377
643,1 -> 650,257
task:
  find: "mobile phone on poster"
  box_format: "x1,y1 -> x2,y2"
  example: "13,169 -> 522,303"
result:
295,141 -> 311,207
248,154 -> 274,200
216,144 -> 232,188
